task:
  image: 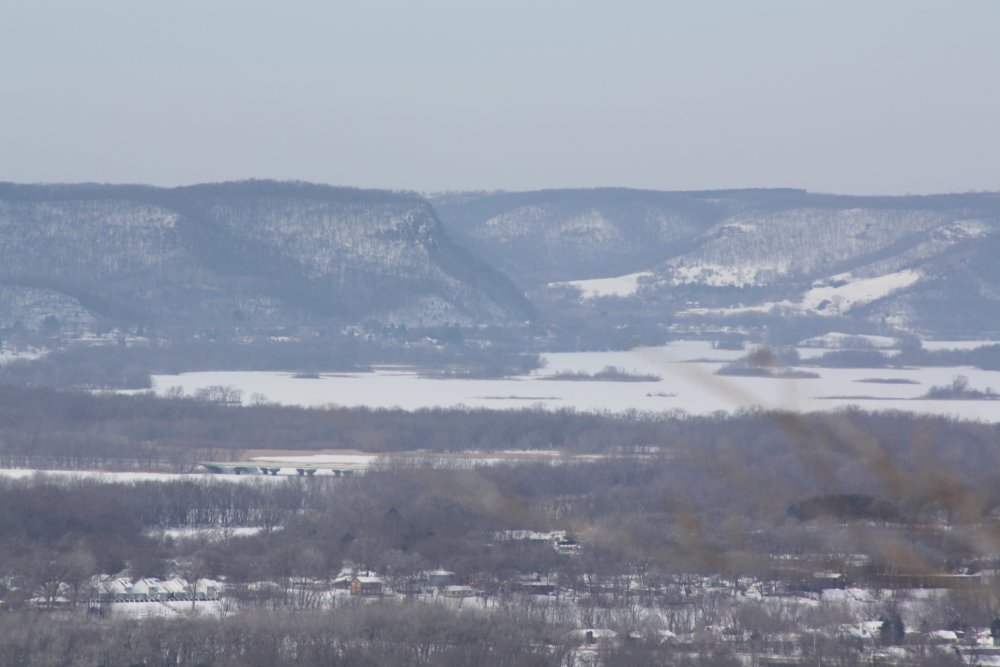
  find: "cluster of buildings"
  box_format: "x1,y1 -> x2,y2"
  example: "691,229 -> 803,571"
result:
330,569 -> 483,599
87,576 -> 221,604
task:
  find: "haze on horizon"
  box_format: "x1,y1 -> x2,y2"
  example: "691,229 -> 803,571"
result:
1,0 -> 998,196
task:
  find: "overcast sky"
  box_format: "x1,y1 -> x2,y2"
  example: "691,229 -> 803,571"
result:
2,1 -> 998,195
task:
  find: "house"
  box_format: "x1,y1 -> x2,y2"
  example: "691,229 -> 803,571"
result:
513,575 -> 557,595
194,579 -> 221,600
350,576 -> 383,596
555,537 -> 581,554
101,578 -> 130,602
131,578 -> 170,601
441,585 -> 479,598
127,579 -> 152,601
27,595 -> 71,608
519,581 -> 557,595
85,576 -> 218,604
331,571 -> 355,590
161,578 -> 189,599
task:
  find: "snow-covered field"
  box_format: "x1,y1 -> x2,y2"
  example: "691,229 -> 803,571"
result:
922,339 -> 1000,351
149,526 -> 268,540
549,271 -> 653,299
0,468 -> 290,483
149,340 -> 1000,422
0,346 -> 47,365
802,270 -> 921,315
107,599 -> 223,619
680,269 -> 922,318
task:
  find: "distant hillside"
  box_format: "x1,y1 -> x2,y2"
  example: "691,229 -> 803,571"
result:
0,181 -> 532,340
434,189 -> 1000,337
4,182 -> 998,354
433,188 -> 730,286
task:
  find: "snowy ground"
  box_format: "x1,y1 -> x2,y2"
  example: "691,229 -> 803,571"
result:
0,468 -> 290,483
106,599 -> 224,619
245,449 -> 611,470
0,347 -> 47,365
679,269 -> 922,318
0,451 -> 614,484
801,270 -> 922,315
922,339 -> 1000,351
149,526 -> 268,540
550,271 -> 654,299
149,340 -> 1000,422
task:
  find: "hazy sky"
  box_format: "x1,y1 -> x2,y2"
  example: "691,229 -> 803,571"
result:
2,1 -> 998,194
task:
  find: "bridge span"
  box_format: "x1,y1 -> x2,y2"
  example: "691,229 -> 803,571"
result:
196,460 -> 367,477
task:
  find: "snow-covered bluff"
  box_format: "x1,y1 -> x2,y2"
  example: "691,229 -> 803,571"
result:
0,181 -> 532,336
434,189 -> 1000,335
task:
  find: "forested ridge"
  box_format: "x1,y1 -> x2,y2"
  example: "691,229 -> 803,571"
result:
0,181 -> 532,341
3,183 -> 1000,376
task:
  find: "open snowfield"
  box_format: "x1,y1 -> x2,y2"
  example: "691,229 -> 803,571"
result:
150,527 -> 268,540
922,339 -> 1000,351
107,599 -> 224,619
0,468 -> 291,483
150,340 -> 1000,422
550,271 -> 653,299
0,347 -> 47,365
680,270 -> 924,318
801,269 -> 922,315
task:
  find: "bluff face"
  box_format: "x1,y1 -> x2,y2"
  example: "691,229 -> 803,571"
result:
4,182 -> 999,349
435,189 -> 1000,337
0,181 -> 532,338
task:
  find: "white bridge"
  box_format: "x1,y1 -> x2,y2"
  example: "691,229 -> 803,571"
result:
196,460 -> 367,476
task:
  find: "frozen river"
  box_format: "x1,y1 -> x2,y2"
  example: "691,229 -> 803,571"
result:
150,341 -> 1000,422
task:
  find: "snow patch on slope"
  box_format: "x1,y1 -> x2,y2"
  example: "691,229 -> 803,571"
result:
933,219 -> 990,242
680,269 -> 922,318
802,270 -> 921,315
0,347 -> 48,365
550,271 -> 653,299
718,222 -> 757,233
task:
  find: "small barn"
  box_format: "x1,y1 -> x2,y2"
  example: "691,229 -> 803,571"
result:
350,576 -> 383,596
